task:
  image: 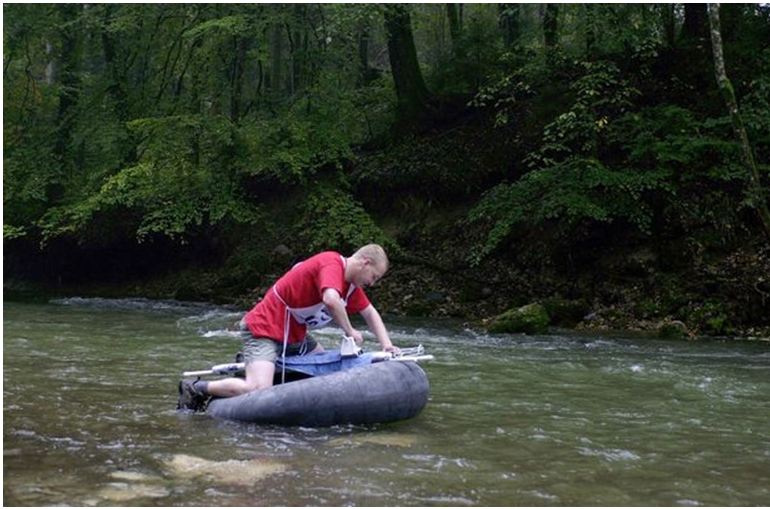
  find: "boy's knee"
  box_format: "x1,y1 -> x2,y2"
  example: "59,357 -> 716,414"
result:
244,360 -> 275,393
242,380 -> 270,393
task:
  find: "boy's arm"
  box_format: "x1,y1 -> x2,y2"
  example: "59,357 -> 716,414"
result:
322,288 -> 363,343
360,304 -> 399,353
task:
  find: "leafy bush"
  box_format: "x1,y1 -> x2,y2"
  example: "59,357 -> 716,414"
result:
468,60 -> 654,262
470,67 -> 534,127
524,61 -> 639,167
612,105 -> 752,241
299,183 -> 396,254
3,224 -> 27,240
37,114 -> 261,243
3,78 -> 61,229
468,55 -> 763,263
239,71 -> 367,184
468,157 -> 670,263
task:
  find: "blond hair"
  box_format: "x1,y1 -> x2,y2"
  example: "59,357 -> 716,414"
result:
353,244 -> 389,269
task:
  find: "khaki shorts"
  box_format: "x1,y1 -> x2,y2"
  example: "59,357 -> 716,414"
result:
239,320 -> 318,364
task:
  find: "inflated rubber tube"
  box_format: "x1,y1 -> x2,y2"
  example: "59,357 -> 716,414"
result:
205,361 -> 429,426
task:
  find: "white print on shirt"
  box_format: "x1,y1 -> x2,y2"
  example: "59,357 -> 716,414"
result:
285,283 -> 357,329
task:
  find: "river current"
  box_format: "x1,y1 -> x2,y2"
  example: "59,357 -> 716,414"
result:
3,297 -> 769,506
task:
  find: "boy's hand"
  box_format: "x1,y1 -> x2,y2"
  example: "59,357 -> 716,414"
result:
348,329 -> 365,344
383,344 -> 401,355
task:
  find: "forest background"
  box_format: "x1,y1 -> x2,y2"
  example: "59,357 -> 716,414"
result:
4,3 -> 770,339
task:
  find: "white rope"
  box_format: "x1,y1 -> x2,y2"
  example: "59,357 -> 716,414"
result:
281,307 -> 290,384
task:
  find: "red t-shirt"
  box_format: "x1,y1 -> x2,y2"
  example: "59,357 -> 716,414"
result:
243,251 -> 371,343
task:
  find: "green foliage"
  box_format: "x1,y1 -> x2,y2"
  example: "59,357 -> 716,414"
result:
184,14 -> 251,39
2,48 -> 61,227
525,61 -> 639,167
5,4 -> 404,253
468,157 -> 670,263
741,51 -> 770,161
469,61 -> 651,262
3,118 -> 61,222
4,224 -> 27,240
239,77 -> 359,184
427,7 -> 503,95
4,2 -> 770,298
37,114 -> 261,243
299,184 -> 396,254
468,40 -> 767,263
613,105 -> 751,240
470,67 -> 534,127
683,300 -> 734,336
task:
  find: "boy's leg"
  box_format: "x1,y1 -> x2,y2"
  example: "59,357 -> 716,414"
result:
205,336 -> 279,397
203,359 -> 275,397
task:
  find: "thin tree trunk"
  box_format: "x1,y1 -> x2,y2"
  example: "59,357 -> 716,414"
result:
358,21 -> 375,87
584,4 -> 595,58
54,4 -> 82,179
383,5 -> 431,128
446,4 -> 462,58
290,4 -> 306,95
683,3 -> 709,43
44,41 -> 57,84
231,36 -> 247,123
543,4 -> 558,67
707,3 -> 770,238
498,4 -> 520,49
269,22 -> 283,102
662,4 -> 676,48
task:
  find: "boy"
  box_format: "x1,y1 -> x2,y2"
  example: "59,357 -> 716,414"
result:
179,244 -> 397,410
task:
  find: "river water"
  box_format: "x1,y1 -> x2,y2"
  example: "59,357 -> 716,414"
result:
3,297 -> 770,506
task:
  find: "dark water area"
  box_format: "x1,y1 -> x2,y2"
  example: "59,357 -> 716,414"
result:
4,297 -> 770,506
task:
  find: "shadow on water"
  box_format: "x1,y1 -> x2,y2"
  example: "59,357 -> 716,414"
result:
4,297 -> 770,506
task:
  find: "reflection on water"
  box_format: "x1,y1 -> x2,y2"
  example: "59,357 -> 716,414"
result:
4,298 -> 770,506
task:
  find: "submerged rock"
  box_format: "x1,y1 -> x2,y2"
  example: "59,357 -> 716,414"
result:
163,453 -> 286,486
328,432 -> 419,448
488,303 -> 550,334
109,471 -> 163,483
97,483 -> 169,502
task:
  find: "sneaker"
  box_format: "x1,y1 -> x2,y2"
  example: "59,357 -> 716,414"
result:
177,379 -> 208,412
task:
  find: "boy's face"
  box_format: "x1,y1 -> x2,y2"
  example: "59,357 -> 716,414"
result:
356,259 -> 387,288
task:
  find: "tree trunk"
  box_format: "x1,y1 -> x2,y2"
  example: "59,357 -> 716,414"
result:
707,3 -> 770,238
44,42 -> 57,84
446,4 -> 462,57
54,4 -> 83,179
100,5 -> 131,121
383,5 -> 431,128
662,4 -> 676,48
290,4 -> 307,95
682,3 -> 709,44
583,4 -> 596,58
543,4 -> 559,67
358,21 -> 378,87
269,23 -> 284,101
359,25 -> 370,77
498,4 -> 520,49
231,36 -> 247,123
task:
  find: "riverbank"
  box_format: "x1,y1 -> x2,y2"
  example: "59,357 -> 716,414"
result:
6,233 -> 769,342
5,89 -> 769,342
